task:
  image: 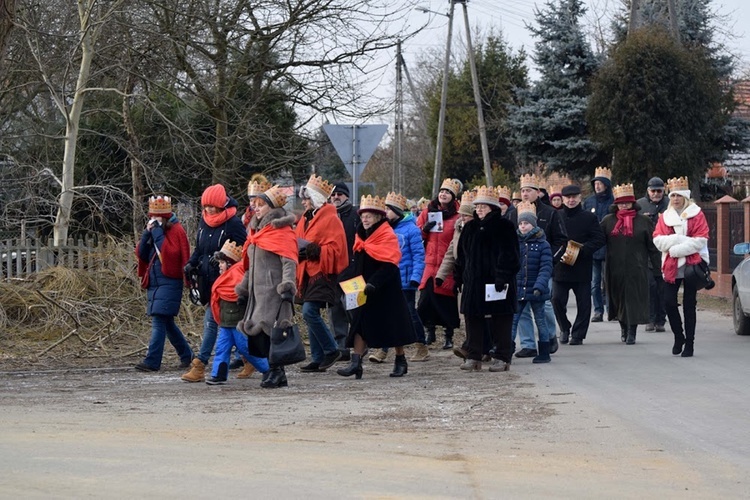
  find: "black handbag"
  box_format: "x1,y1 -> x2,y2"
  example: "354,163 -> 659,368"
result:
684,260 -> 714,290
268,301 -> 306,366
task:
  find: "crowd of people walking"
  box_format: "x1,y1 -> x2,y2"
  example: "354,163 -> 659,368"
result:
135,168 -> 711,387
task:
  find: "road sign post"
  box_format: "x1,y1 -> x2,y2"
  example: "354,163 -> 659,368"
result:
323,124 -> 388,202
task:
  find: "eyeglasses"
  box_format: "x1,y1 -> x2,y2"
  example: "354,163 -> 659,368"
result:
648,189 -> 664,193
331,192 -> 346,197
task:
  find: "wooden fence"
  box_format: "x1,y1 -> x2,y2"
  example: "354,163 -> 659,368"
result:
1,237 -> 136,279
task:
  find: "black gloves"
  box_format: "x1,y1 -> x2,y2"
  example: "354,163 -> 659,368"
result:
422,221 -> 437,233
409,280 -> 420,289
306,242 -> 321,261
533,289 -> 541,297
237,295 -> 248,309
364,283 -> 376,296
184,262 -> 196,277
495,279 -> 507,292
298,246 -> 307,261
280,291 -> 294,302
434,277 -> 444,287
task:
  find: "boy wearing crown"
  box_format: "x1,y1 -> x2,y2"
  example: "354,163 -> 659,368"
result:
508,173 -> 568,358
583,167 -> 615,323
205,241 -> 269,384
296,174 -> 349,372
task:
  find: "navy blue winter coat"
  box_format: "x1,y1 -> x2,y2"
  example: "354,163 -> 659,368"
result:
516,227 -> 553,302
186,196 -> 247,305
391,213 -> 425,290
138,221 -> 189,317
583,177 -> 614,261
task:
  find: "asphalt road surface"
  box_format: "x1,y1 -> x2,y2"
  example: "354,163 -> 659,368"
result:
1,304 -> 748,499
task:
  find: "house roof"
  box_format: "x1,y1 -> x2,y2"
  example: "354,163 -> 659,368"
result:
733,80 -> 750,120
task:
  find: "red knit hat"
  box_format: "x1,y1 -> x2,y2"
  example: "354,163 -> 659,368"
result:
201,184 -> 228,208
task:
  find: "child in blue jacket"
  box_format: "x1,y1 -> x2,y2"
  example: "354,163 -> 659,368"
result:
512,202 -> 553,363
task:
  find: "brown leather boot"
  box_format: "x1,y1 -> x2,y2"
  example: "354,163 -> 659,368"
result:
181,358 -> 205,382
236,359 -> 256,379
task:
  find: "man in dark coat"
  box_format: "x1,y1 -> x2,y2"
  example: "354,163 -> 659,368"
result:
552,185 -> 605,345
637,176 -> 669,332
507,174 -> 568,357
328,182 -> 359,358
583,167 -> 614,322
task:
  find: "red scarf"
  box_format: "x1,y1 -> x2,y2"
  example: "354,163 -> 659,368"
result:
136,222 -> 190,281
353,221 -> 401,266
246,223 -> 299,263
203,206 -> 237,228
611,209 -> 635,237
210,263 -> 245,322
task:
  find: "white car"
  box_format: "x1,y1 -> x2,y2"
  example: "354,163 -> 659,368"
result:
733,243 -> 750,336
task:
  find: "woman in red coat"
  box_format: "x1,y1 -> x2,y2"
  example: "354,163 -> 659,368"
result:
652,177 -> 709,357
416,178 -> 462,349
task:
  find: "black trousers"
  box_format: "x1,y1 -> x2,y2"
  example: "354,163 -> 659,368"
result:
465,314 -> 513,363
648,273 -> 667,326
663,278 -> 697,340
552,280 -> 592,340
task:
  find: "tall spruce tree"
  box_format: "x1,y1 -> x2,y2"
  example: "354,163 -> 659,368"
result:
507,0 -> 607,178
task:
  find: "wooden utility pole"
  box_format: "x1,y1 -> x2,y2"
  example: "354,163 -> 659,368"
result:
460,0 -> 492,185
666,0 -> 680,41
431,0 -> 456,198
393,39 -> 404,192
627,0 -> 641,37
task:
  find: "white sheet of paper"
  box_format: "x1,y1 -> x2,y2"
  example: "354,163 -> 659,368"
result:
427,212 -> 444,232
485,283 -> 508,301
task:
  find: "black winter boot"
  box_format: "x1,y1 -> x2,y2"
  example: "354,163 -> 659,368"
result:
425,327 -> 436,345
681,338 -> 694,357
626,324 -> 637,345
619,321 -> 627,343
260,366 -> 288,388
532,341 -> 551,363
442,329 -> 454,350
336,354 -> 363,379
390,354 -> 408,377
672,333 -> 685,355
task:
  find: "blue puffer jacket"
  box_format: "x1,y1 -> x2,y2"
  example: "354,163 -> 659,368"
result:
583,177 -> 614,261
516,227 -> 553,302
138,223 -> 185,317
392,213 -> 426,290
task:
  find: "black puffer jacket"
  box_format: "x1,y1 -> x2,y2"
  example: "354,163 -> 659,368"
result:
186,196 -> 247,305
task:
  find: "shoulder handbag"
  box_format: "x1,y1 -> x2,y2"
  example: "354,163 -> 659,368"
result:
140,252 -> 157,289
684,260 -> 713,290
269,301 -> 306,366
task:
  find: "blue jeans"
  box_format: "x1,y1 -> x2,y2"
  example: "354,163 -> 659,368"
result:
302,301 -> 339,363
197,306 -> 240,365
143,314 -> 193,369
211,327 -> 269,378
591,259 -> 606,315
327,295 -> 349,349
513,278 -> 557,349
512,301 -> 551,343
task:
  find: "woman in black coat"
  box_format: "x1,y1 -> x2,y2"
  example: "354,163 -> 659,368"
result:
337,197 -> 417,379
454,186 -> 520,372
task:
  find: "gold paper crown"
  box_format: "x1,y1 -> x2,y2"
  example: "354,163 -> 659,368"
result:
306,174 -> 335,198
613,183 -> 635,200
417,197 -> 429,209
667,176 -> 689,192
497,185 -> 512,204
218,240 -> 243,264
548,185 -> 562,196
148,195 -> 172,216
263,185 -> 288,209
359,194 -> 387,214
440,178 -> 463,196
385,191 -> 408,211
519,173 -> 539,189
248,178 -> 271,197
459,190 -> 476,207
473,185 -> 500,207
516,201 -> 536,217
512,191 -> 521,200
594,167 -> 612,180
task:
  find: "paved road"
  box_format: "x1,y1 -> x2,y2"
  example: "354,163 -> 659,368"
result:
1,303 -> 748,498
